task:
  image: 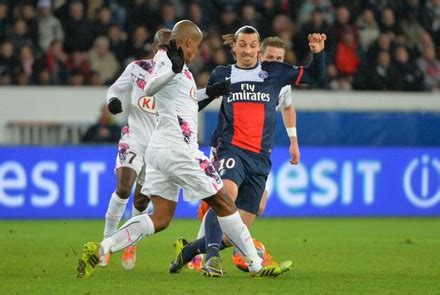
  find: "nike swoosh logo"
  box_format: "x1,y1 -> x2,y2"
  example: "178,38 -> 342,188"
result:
225,77 -> 231,81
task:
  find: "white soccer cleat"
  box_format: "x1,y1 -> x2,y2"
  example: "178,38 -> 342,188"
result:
122,245 -> 137,270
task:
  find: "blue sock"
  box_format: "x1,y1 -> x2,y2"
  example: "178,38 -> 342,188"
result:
181,237 -> 206,264
204,209 -> 224,261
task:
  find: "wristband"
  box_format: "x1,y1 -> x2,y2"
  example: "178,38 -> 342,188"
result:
286,127 -> 297,138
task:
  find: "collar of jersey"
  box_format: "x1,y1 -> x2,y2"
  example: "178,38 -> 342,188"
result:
233,62 -> 260,70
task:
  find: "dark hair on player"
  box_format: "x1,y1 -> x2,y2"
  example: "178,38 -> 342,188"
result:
261,36 -> 286,54
222,25 -> 260,47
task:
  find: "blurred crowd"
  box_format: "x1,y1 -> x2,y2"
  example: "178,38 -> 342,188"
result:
0,0 -> 439,91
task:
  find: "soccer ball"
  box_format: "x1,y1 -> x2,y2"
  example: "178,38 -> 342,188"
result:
232,239 -> 271,272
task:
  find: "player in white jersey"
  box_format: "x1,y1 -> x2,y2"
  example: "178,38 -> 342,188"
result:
100,29 -> 171,270
76,20 -> 291,279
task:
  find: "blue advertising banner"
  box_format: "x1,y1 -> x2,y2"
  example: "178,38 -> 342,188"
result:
0,146 -> 439,219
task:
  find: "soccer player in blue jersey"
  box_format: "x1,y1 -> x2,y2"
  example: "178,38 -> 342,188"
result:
170,26 -> 326,277
188,36 -> 301,271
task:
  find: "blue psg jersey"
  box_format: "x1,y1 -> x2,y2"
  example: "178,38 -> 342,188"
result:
207,61 -> 306,156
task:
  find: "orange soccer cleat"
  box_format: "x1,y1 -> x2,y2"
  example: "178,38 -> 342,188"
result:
197,201 -> 210,221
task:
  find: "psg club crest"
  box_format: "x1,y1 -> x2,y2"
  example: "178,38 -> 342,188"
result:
259,70 -> 268,79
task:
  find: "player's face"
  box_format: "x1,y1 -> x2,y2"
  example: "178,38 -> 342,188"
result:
233,33 -> 260,68
182,36 -> 202,63
260,46 -> 285,62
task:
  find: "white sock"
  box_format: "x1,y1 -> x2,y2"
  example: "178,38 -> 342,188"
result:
103,192 -> 129,238
217,211 -> 263,273
196,213 -> 206,239
101,214 -> 155,254
131,204 -> 147,218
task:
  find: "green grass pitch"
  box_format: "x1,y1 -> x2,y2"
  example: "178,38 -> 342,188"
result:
0,218 -> 439,294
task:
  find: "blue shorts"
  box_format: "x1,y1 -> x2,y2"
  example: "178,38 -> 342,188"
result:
215,144 -> 271,214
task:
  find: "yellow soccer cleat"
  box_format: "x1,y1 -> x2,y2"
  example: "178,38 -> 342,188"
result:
250,260 -> 292,278
76,242 -> 102,278
169,237 -> 189,273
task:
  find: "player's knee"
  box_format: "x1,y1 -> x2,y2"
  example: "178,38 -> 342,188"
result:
133,195 -> 149,212
257,203 -> 266,216
116,186 -> 131,199
209,189 -> 236,216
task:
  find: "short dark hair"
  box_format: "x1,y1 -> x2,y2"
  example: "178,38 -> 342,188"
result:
261,36 -> 286,54
222,25 -> 260,46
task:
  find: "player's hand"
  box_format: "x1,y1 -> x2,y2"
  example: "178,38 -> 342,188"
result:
165,39 -> 184,73
108,97 -> 122,114
206,80 -> 230,98
308,33 -> 326,54
289,138 -> 300,164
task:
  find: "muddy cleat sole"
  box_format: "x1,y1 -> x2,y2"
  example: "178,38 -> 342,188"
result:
122,245 -> 137,270
201,256 -> 223,277
76,242 -> 102,278
251,260 -> 292,278
169,237 -> 189,274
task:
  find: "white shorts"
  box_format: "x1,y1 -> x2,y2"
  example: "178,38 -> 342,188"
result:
115,126 -> 147,184
141,147 -> 223,202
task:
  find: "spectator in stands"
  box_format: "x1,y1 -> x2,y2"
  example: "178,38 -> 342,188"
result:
298,0 -> 334,27
271,14 -> 298,61
398,0 -> 433,31
400,9 -> 428,49
61,0 -> 94,53
427,0 -> 440,47
18,1 -> 39,48
0,1 -> 438,91
65,49 -> 90,82
68,69 -> 85,86
8,19 -> 35,53
92,5 -> 113,38
88,36 -> 119,84
240,3 -> 260,32
334,27 -> 362,77
35,67 -> 50,85
82,104 -> 120,143
364,50 -> 399,90
125,0 -> 159,33
126,25 -> 151,60
218,5 -> 240,35
18,44 -> 34,82
367,32 -> 393,67
106,24 -> 127,63
0,41 -> 19,84
87,70 -> 103,85
34,39 -> 68,84
356,8 -> 380,51
417,47 -> 440,91
393,46 -> 425,91
332,5 -> 357,42
187,2 -> 207,29
37,0 -> 64,52
298,8 -> 334,60
0,1 -> 12,40
379,7 -> 400,35
161,2 -> 177,29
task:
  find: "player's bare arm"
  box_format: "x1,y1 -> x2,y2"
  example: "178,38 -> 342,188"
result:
281,103 -> 300,164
